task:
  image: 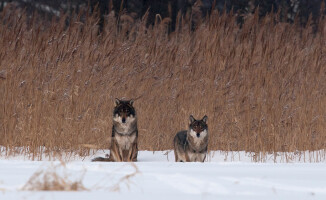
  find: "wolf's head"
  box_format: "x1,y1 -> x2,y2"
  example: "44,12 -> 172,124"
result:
113,98 -> 136,124
188,115 -> 208,138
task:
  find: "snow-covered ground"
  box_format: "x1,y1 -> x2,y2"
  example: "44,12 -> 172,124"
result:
0,150 -> 326,200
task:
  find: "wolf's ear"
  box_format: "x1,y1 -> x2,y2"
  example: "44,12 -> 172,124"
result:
189,115 -> 195,123
129,99 -> 134,106
202,115 -> 208,123
115,98 -> 120,106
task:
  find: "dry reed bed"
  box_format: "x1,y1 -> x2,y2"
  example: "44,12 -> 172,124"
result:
0,8 -> 325,159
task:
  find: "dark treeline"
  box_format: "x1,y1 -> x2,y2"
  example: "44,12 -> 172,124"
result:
1,0 -> 325,30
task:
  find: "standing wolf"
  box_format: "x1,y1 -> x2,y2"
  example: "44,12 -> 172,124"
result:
174,115 -> 208,162
92,98 -> 138,162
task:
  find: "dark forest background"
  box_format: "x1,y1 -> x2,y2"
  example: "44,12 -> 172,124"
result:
1,0 -> 325,30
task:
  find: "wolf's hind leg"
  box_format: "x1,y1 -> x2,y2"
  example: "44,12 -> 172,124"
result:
201,154 -> 206,162
175,151 -> 187,162
174,152 -> 179,162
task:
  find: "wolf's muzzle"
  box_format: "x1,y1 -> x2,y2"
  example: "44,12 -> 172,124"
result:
122,117 -> 126,123
196,133 -> 200,138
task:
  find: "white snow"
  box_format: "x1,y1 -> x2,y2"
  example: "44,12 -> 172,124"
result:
0,150 -> 326,200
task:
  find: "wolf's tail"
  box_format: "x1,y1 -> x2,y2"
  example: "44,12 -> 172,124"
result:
91,157 -> 112,162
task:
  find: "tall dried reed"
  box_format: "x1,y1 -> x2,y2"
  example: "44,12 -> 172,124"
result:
0,7 -> 325,160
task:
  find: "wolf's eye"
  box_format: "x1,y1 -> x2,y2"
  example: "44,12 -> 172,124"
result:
121,108 -> 129,113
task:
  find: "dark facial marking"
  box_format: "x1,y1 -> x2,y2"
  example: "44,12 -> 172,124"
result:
190,118 -> 207,134
113,99 -> 136,123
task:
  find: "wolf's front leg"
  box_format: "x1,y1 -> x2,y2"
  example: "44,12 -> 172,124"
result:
110,139 -> 123,162
185,152 -> 191,162
200,153 -> 206,162
126,142 -> 138,162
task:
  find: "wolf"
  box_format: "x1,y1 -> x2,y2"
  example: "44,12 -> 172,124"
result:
174,115 -> 208,162
92,98 -> 138,162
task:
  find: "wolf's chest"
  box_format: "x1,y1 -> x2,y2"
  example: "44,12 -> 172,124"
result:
118,124 -> 132,134
191,137 -> 204,149
115,133 -> 136,150
188,130 -> 208,149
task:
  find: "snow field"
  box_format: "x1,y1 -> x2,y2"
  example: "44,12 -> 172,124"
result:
0,151 -> 325,200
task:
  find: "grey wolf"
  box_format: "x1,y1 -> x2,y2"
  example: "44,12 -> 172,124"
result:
92,98 -> 138,162
174,115 -> 208,162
